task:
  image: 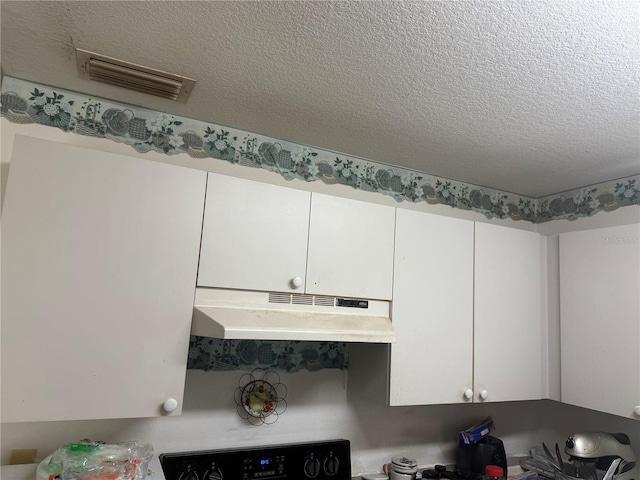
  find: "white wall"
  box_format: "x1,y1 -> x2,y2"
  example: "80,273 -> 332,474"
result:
2,120 -> 639,477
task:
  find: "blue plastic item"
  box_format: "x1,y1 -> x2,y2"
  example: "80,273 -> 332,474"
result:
459,416 -> 495,445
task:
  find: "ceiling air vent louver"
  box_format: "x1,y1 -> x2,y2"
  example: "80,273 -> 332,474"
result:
76,49 -> 196,103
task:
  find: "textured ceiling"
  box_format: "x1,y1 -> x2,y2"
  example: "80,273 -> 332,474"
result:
1,0 -> 639,197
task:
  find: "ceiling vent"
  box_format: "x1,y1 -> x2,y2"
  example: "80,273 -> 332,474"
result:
76,49 -> 196,103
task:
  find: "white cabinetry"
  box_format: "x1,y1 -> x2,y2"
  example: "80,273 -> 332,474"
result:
474,222 -> 542,403
198,173 -> 311,293
559,223 -> 640,419
305,192 -> 395,300
390,209 -> 474,405
1,136 -> 207,422
390,210 -> 542,405
198,173 -> 396,300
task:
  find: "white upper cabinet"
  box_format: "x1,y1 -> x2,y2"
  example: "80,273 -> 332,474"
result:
474,222 -> 542,403
559,223 -> 640,419
305,192 -> 395,300
1,136 -> 207,422
390,209 -> 474,405
198,174 -> 396,300
390,212 -> 542,406
198,172 -> 312,293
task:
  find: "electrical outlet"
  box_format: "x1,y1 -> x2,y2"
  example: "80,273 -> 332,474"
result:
9,449 -> 37,465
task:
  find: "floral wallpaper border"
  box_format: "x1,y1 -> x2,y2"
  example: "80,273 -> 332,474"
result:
3,76 -> 637,223
188,338 -> 348,373
537,177 -> 640,222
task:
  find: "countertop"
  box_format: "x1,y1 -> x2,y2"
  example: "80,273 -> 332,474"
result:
1,458 -> 525,480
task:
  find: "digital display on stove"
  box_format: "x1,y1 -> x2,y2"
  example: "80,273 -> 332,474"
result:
242,454 -> 285,479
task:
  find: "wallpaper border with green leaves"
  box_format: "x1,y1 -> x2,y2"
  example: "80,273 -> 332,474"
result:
188,338 -> 348,373
2,76 -> 638,225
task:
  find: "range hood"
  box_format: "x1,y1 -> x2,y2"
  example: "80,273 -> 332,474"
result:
192,288 -> 396,343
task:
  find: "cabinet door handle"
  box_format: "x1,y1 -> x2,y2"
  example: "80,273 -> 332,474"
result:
634,405 -> 640,417
464,388 -> 474,400
163,398 -> 178,413
479,389 -> 489,401
291,276 -> 303,288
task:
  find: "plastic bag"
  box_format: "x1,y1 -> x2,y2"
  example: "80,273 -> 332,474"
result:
40,439 -> 153,480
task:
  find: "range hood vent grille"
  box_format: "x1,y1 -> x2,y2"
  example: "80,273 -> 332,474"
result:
76,49 -> 196,103
268,292 -> 348,307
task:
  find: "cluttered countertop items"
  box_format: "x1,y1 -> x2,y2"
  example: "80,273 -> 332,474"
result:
358,417 -> 512,480
362,417 -> 638,480
1,439 -> 160,480
520,432 -> 637,480
2,425 -> 636,480
0,459 -> 163,480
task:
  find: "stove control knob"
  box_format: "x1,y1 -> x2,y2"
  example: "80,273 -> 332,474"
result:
304,455 -> 321,478
634,405 -> 640,417
163,398 -> 178,413
324,452 -> 340,476
464,389 -> 473,400
479,390 -> 489,401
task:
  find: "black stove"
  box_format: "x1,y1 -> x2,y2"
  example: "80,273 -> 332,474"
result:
159,439 -> 351,480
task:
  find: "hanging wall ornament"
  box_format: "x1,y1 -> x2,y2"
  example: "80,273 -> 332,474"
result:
234,368 -> 287,426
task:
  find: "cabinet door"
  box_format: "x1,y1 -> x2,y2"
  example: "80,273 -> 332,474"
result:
389,209 -> 474,405
560,223 -> 640,419
197,173 -> 311,293
1,136 -> 206,422
474,223 -> 542,403
305,193 -> 395,300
